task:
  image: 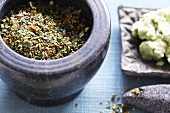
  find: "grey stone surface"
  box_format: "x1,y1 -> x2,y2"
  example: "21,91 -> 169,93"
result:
123,84 -> 170,113
0,0 -> 111,106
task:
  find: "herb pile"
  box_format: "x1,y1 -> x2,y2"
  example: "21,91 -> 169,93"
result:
75,92 -> 134,113
103,93 -> 133,113
0,1 -> 89,60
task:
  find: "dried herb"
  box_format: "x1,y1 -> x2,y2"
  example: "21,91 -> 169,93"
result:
0,1 -> 89,60
100,92 -> 135,113
106,103 -> 111,109
117,96 -> 120,101
112,103 -> 124,113
100,111 -> 103,113
111,93 -> 117,101
75,102 -> 78,107
132,88 -> 144,95
99,101 -> 103,105
128,93 -> 132,97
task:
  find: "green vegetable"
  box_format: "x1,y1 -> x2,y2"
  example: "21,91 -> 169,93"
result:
132,7 -> 170,66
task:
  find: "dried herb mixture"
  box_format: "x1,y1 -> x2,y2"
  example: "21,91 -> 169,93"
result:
0,1 -> 89,60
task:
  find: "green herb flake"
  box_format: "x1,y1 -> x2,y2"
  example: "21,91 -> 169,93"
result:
106,103 -> 111,109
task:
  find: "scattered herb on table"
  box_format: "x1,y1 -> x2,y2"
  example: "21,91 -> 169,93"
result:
75,102 -> 78,107
100,101 -> 103,105
101,92 -> 135,113
106,103 -> 111,109
0,1 -> 89,60
111,93 -> 117,101
100,111 -> 103,113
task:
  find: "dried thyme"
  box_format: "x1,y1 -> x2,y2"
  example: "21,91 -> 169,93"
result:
0,1 -> 89,60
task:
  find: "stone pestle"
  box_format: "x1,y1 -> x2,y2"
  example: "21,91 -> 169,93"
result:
123,84 -> 170,113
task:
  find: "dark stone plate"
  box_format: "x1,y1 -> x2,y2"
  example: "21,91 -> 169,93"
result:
118,5 -> 170,77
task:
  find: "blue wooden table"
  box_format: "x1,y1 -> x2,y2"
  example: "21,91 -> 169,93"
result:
1,0 -> 170,113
